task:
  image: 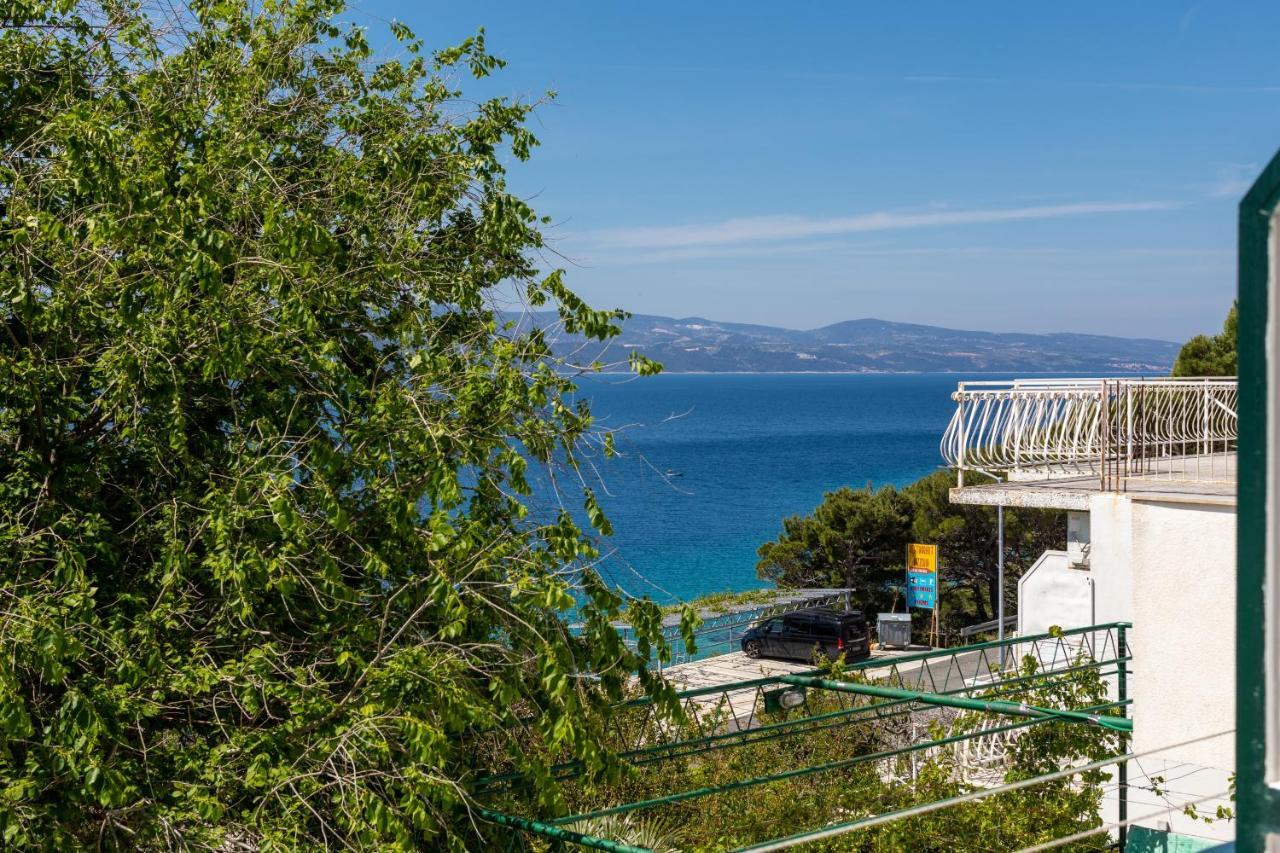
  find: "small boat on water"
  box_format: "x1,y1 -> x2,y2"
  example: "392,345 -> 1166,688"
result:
665,469 -> 683,478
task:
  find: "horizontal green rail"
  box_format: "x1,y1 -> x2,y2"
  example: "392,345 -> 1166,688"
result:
730,748 -> 1137,852
624,657 -> 1129,768
547,698 -> 1129,825
620,671 -> 800,706
475,655 -> 1129,792
624,621 -> 1131,708
781,676 -> 1133,732
479,623 -> 1134,849
477,807 -> 651,852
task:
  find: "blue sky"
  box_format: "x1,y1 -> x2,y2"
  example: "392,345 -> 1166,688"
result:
354,2 -> 1280,340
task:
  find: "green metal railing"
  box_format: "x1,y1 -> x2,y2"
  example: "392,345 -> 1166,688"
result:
479,621 -> 1132,850
729,748 -> 1139,853
543,699 -> 1129,828
475,649 -> 1130,794
779,675 -> 1133,732
477,807 -> 649,852
608,620 -> 1128,746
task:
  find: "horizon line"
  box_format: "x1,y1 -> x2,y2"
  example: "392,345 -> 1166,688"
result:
509,309 -> 1184,345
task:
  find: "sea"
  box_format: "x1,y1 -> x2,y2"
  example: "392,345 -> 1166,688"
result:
554,373 -> 970,605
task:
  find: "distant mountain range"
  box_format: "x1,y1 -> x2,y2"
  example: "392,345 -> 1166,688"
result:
511,313 -> 1179,374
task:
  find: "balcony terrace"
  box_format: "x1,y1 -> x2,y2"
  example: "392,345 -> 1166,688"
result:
940,377 -> 1237,509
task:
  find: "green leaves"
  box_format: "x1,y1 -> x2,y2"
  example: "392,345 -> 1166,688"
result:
759,471 -> 1064,632
756,483 -> 913,606
0,1 -> 667,848
1173,300 -> 1238,377
532,655 -> 1122,850
583,488 -> 613,536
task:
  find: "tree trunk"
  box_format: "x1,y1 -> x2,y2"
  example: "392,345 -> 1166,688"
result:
986,567 -> 1002,630
971,580 -> 989,623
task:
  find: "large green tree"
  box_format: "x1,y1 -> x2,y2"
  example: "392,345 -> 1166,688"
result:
903,470 -> 1065,625
0,1 -> 683,848
756,485 -> 913,615
1173,300 -> 1237,377
758,472 -> 1063,630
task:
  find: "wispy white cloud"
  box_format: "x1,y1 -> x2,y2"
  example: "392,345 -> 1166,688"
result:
1210,178 -> 1253,198
585,201 -> 1180,251
1208,161 -> 1259,198
597,242 -> 1230,267
769,70 -> 1280,94
1106,81 -> 1280,94
557,63 -> 1280,95
1179,5 -> 1200,34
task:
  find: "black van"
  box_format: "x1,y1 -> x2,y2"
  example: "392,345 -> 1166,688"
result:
740,607 -> 871,663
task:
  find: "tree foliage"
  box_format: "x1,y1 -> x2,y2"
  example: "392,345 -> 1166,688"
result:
755,485 -> 913,611
757,472 -> 1064,629
512,652 -> 1124,851
904,471 -> 1066,624
862,655 -> 1122,853
1173,301 -> 1237,377
0,0 -> 682,847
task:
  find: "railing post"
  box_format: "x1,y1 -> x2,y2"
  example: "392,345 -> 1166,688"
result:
1137,383 -> 1146,477
1013,394 -> 1021,478
1118,623 -> 1129,851
1202,381 -> 1211,480
1099,380 -> 1109,491
957,386 -> 966,489
1125,381 -> 1134,486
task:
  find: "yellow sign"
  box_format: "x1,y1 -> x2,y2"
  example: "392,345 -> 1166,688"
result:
907,543 -> 937,573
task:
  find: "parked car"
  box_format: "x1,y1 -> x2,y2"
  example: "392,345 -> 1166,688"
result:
740,607 -> 871,663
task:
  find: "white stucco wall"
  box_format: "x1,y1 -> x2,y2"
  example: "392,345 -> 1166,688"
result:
1016,494 -> 1236,843
1017,550 -> 1093,637
1101,760 -> 1237,847
1086,494 -> 1135,629
1127,500 -> 1236,769
1089,495 -> 1236,844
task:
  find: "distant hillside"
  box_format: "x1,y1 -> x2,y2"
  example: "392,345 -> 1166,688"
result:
507,313 -> 1178,374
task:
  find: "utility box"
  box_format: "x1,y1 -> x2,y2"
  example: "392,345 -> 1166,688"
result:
877,613 -> 912,649
1067,511 -> 1091,569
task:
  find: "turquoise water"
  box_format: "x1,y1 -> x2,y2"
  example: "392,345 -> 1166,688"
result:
561,373 -> 966,604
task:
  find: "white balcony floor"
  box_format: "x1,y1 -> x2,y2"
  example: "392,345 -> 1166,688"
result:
950,452 -> 1236,510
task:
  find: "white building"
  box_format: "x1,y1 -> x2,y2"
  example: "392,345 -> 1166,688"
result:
942,377 -> 1238,850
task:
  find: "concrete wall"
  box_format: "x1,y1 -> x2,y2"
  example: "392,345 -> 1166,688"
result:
1127,500 -> 1235,769
1088,496 -> 1236,845
1086,493 -> 1135,628
1017,495 -> 1236,843
1017,550 -> 1093,637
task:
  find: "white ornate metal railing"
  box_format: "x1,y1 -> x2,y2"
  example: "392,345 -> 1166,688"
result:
941,377 -> 1237,490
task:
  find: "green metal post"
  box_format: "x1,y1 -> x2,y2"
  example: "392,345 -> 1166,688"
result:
1117,624 -> 1128,852
1238,146 -> 1280,853
780,675 -> 1132,732
477,807 -> 652,853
